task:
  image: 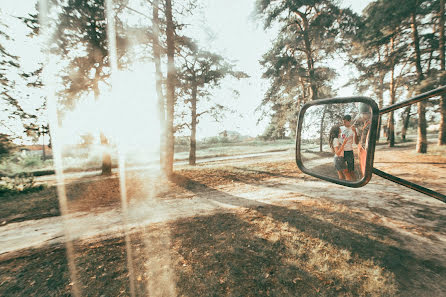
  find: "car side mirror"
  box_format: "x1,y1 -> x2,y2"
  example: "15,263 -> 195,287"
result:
295,86 -> 446,202
295,97 -> 379,188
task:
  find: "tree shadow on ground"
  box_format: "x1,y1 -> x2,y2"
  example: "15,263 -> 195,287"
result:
171,212 -> 358,296
232,166 -> 298,179
171,174 -> 446,297
254,178 -> 446,235
2,173 -> 445,297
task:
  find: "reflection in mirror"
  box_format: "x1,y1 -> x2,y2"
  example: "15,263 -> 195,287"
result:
300,102 -> 372,182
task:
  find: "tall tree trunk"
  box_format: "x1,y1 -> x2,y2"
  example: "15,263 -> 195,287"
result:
42,132 -> 46,161
388,38 -> 396,147
100,132 -> 112,175
297,12 -> 318,100
152,0 -> 166,171
93,70 -> 112,175
288,114 -> 298,138
189,84 -> 197,165
319,106 -> 327,152
387,81 -> 395,147
417,101 -> 428,152
401,105 -> 411,141
439,0 -> 446,145
165,0 -> 175,176
387,112 -> 395,147
410,10 -> 427,153
377,69 -> 385,141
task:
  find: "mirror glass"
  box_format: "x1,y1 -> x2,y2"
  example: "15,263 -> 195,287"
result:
299,102 -> 373,182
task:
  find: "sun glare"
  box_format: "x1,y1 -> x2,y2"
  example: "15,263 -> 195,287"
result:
107,64 -> 161,153
59,63 -> 161,164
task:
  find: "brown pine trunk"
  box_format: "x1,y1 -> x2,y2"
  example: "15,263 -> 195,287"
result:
189,84 -> 197,165
411,10 -> 427,153
417,101 -> 428,152
319,106 -> 327,152
93,69 -> 112,175
388,37 -> 396,147
165,0 -> 175,176
377,70 -> 385,141
152,0 -> 166,171
100,132 -> 112,175
401,106 -> 411,141
439,0 -> 446,145
289,117 -> 298,138
296,11 -> 317,100
388,112 -> 395,147
41,131 -> 46,161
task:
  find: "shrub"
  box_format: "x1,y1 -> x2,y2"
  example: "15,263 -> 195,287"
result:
202,136 -> 230,144
0,174 -> 45,195
19,154 -> 44,168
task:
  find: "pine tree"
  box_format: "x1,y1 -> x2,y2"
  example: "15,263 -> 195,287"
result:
177,38 -> 248,165
256,0 -> 354,136
0,10 -> 22,135
46,0 -> 130,174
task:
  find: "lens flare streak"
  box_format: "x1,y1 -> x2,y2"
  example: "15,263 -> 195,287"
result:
39,0 -> 81,296
105,0 -> 137,296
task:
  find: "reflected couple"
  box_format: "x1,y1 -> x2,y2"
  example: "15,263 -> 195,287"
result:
328,115 -> 357,181
299,102 -> 372,183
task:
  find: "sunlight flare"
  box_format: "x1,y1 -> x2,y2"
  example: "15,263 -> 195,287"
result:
38,0 -> 81,296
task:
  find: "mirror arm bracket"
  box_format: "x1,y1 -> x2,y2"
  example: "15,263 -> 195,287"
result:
375,85 -> 446,202
372,168 -> 446,202
379,86 -> 446,115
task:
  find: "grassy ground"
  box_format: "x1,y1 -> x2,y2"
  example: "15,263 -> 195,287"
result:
1,204 -> 404,296
1,139 -> 445,296
0,139 -> 294,177
174,139 -> 294,160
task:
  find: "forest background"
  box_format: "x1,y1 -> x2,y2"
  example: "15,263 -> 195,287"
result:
0,0 -> 445,177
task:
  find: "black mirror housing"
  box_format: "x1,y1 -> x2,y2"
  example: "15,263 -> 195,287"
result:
295,97 -> 379,188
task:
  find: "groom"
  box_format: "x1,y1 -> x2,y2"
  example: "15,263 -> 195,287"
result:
340,115 -> 359,180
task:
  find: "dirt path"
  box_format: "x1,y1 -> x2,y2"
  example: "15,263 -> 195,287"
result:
2,148 -> 446,296
2,163 -> 445,267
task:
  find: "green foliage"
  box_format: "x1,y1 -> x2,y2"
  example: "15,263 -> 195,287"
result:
0,11 -> 29,135
351,0 -> 441,97
175,136 -> 190,146
256,0 -> 351,138
36,0 -> 133,106
261,123 -> 288,141
0,173 -> 45,195
19,154 -> 44,168
177,37 -> 249,125
176,37 -> 248,164
0,153 -> 52,176
351,0 -> 444,150
201,136 -> 231,144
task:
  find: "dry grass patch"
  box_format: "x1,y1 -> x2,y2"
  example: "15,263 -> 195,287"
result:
2,203 -> 446,296
245,210 -> 397,296
1,160 -> 304,226
2,156 -> 445,296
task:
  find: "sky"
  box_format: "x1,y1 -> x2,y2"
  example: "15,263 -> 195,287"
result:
191,0 -> 372,139
1,0 -> 373,143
